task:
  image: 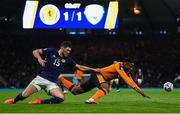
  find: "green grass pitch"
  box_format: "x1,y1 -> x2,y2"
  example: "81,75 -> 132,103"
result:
0,89 -> 180,113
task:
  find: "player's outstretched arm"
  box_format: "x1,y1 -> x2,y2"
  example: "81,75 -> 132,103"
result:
116,68 -> 150,98
32,49 -> 46,66
133,87 -> 151,99
75,64 -> 100,72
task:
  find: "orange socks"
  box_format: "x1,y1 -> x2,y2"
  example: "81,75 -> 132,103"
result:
91,89 -> 107,101
59,77 -> 74,89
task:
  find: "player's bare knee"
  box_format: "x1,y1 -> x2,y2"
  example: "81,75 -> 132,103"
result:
100,83 -> 109,93
50,90 -> 65,99
54,92 -> 64,99
101,83 -> 109,89
22,91 -> 30,98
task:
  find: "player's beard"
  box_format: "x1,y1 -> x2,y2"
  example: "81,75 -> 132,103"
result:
58,50 -> 65,58
62,52 -> 66,58
62,52 -> 69,58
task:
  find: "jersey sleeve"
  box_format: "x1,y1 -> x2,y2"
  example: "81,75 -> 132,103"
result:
115,67 -> 140,90
42,48 -> 55,55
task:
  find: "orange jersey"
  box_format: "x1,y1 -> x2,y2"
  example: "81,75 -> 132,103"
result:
75,70 -> 84,80
100,62 -> 140,89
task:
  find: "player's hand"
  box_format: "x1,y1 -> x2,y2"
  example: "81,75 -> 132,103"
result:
134,87 -> 151,99
144,95 -> 151,99
93,68 -> 101,73
38,58 -> 46,67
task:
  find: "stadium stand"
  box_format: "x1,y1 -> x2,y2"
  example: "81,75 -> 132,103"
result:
0,33 -> 180,88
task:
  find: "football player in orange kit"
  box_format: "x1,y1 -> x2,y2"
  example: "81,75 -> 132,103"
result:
75,69 -> 84,85
63,69 -> 84,94
59,61 -> 150,104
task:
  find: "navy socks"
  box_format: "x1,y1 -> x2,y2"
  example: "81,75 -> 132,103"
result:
14,93 -> 64,104
14,93 -> 26,103
41,97 -> 64,104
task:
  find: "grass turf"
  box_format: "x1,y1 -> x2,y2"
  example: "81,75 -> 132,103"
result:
0,89 -> 180,113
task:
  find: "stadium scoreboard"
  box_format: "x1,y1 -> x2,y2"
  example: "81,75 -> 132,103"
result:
23,0 -> 119,29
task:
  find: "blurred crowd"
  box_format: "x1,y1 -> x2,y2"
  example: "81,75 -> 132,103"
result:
0,33 -> 180,88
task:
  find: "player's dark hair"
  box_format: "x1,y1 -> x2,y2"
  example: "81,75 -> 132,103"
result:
60,41 -> 72,48
123,62 -> 135,74
124,62 -> 134,68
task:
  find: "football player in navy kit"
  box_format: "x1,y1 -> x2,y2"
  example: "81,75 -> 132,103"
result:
4,41 -> 99,104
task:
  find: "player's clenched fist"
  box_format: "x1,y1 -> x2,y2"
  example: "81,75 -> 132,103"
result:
38,58 -> 46,66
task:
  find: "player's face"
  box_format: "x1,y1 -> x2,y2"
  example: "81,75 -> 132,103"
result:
61,47 -> 71,57
113,61 -> 118,64
123,63 -> 133,72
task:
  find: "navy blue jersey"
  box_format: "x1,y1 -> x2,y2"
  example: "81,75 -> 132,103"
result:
38,48 -> 76,82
